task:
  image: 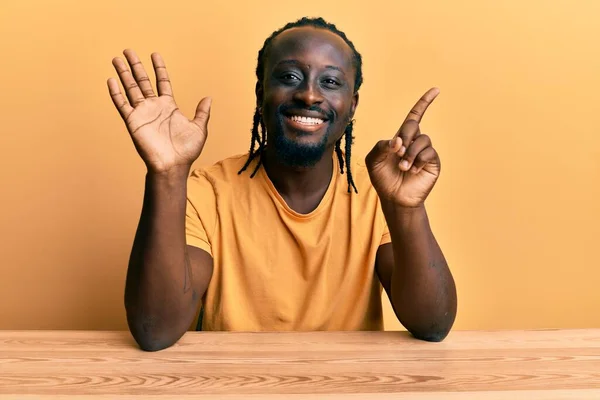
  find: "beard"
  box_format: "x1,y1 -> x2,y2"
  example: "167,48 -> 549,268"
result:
270,104 -> 337,168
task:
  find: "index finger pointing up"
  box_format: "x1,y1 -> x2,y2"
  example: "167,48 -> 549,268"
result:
403,87 -> 440,124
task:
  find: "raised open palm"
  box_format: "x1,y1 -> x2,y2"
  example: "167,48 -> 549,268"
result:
107,50 -> 211,173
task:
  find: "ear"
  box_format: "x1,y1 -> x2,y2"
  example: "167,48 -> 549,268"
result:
350,91 -> 359,118
255,82 -> 264,108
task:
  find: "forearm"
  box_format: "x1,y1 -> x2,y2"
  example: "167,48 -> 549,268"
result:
381,201 -> 457,341
125,167 -> 197,350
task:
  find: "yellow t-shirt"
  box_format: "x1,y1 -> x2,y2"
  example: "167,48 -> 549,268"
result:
185,153 -> 391,331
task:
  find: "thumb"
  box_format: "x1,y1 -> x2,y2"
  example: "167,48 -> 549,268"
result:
193,97 -> 212,131
366,138 -> 402,166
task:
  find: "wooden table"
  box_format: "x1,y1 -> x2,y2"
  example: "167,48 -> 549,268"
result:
1,330 -> 599,399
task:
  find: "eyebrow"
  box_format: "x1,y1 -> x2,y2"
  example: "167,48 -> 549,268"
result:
274,59 -> 346,75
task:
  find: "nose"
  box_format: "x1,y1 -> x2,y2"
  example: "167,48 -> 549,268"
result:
292,79 -> 323,106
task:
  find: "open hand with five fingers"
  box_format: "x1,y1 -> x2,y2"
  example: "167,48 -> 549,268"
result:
365,88 -> 441,208
107,50 -> 212,174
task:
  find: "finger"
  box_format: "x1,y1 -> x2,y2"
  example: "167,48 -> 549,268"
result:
193,97 -> 212,132
107,78 -> 133,120
389,136 -> 403,153
399,134 -> 432,171
151,53 -> 173,97
365,139 -> 394,166
403,87 -> 440,124
409,146 -> 437,174
395,119 -> 420,154
123,49 -> 156,98
112,57 -> 145,107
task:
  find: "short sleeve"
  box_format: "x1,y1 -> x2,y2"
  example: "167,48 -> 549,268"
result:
377,194 -> 392,246
185,169 -> 217,256
380,217 -> 391,246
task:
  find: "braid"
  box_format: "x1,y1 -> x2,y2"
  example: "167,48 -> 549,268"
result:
238,107 -> 262,174
250,117 -> 267,178
239,17 -> 364,195
334,139 -> 344,174
344,121 -> 358,193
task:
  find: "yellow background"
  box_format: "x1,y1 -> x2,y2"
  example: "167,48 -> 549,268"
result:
1,0 -> 599,331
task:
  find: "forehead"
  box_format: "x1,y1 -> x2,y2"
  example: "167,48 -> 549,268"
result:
267,27 -> 355,72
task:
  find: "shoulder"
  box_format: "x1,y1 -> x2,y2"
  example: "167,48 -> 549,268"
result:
189,154 -> 251,185
186,154 -> 254,203
343,157 -> 378,198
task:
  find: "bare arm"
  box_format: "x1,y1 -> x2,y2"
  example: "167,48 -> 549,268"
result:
107,49 -> 214,350
376,205 -> 456,342
367,88 -> 457,341
125,168 -> 213,351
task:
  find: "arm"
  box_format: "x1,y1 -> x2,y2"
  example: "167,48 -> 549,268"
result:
107,49 -> 214,350
375,204 -> 456,342
367,88 -> 457,341
125,168 -> 213,351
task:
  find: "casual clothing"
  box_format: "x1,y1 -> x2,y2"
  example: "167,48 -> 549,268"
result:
186,153 -> 391,331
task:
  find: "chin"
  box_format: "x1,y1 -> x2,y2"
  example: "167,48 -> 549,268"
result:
273,131 -> 328,168
268,112 -> 338,168
284,130 -> 326,146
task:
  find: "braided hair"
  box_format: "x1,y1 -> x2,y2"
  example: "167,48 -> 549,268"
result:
238,17 -> 363,193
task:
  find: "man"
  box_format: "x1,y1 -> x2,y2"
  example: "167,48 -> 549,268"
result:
107,17 -> 457,352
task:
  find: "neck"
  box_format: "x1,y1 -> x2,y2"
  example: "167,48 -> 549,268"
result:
263,146 -> 335,214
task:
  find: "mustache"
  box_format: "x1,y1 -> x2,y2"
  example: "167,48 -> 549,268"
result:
277,103 -> 335,121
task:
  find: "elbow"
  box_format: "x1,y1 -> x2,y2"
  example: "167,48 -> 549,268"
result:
129,322 -> 179,351
402,303 -> 457,343
131,327 -> 179,352
126,312 -> 180,352
135,335 -> 176,352
407,317 -> 455,343
410,328 -> 450,342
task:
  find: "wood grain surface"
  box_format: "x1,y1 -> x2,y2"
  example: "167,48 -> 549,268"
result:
1,330 -> 599,399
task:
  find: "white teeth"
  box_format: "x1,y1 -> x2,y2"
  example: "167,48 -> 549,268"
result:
290,115 -> 324,125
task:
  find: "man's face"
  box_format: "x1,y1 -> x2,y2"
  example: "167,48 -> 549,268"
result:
260,27 -> 358,167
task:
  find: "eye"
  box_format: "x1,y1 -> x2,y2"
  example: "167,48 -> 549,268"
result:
322,78 -> 341,88
280,73 -> 301,82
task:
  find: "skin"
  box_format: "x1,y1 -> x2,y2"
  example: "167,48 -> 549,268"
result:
366,90 -> 458,341
259,27 -> 358,213
108,51 -> 213,351
107,26 -> 456,351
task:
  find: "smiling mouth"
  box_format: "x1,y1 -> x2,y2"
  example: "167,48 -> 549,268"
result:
288,115 -> 325,125
282,112 -> 329,133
